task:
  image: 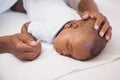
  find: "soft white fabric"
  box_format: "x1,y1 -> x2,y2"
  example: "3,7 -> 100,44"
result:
24,0 -> 80,43
0,0 -> 17,14
0,0 -> 120,80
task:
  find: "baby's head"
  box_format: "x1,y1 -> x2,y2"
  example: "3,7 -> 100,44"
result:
53,18 -> 107,61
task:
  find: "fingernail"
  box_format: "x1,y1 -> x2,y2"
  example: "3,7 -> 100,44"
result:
30,41 -> 37,46
106,36 -> 110,40
82,14 -> 89,19
100,32 -> 104,37
95,25 -> 99,30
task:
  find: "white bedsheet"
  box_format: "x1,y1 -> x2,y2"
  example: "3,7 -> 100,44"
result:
0,0 -> 120,80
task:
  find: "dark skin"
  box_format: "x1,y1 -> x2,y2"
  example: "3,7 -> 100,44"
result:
78,0 -> 112,40
0,34 -> 41,60
11,0 -> 26,13
0,0 -> 112,60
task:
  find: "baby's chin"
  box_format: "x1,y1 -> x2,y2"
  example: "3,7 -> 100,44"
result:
71,54 -> 92,61
78,56 -> 93,61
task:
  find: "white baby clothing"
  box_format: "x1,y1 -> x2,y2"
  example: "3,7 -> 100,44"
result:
24,0 -> 81,43
0,0 -> 17,14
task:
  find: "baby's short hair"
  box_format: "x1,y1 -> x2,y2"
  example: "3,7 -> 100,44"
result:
78,18 -> 107,60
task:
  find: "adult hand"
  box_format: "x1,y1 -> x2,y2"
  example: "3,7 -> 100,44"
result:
8,33 -> 41,60
79,11 -> 112,41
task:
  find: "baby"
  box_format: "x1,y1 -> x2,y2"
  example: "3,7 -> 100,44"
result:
22,18 -> 106,61
21,0 -> 106,61
53,18 -> 107,60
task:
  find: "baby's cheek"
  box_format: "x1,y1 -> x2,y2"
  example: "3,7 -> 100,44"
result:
72,52 -> 92,61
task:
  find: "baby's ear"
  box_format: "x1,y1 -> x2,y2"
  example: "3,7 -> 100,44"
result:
64,22 -> 78,29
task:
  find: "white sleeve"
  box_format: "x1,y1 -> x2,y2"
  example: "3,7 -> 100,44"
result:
28,21 -> 46,40
64,0 -> 81,10
0,0 -> 17,14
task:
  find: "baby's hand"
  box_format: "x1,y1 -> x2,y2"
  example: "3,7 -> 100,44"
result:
79,11 -> 112,41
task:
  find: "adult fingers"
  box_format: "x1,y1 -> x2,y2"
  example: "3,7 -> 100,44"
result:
91,13 -> 105,30
78,11 -> 90,19
18,41 -> 41,61
99,22 -> 110,37
16,51 -> 41,61
105,26 -> 112,41
11,34 -> 35,51
17,33 -> 34,45
29,40 -> 41,46
21,22 -> 31,34
16,41 -> 36,52
13,42 -> 41,61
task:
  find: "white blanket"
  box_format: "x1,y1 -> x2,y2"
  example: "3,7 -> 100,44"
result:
0,0 -> 120,80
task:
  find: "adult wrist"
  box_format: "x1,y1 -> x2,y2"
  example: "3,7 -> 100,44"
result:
0,35 -> 12,53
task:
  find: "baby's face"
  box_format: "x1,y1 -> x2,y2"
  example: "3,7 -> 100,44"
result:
53,20 -> 95,60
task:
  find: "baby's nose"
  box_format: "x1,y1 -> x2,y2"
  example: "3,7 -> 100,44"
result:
61,50 -> 70,56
